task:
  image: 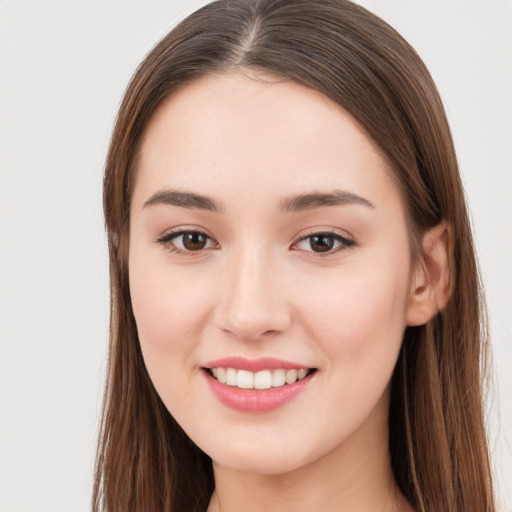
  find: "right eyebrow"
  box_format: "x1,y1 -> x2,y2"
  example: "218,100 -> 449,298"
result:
142,189 -> 225,213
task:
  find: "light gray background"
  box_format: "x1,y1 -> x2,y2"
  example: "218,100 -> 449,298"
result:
0,1 -> 510,511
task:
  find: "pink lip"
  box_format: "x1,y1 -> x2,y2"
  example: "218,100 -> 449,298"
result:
202,356 -> 311,372
202,367 -> 316,413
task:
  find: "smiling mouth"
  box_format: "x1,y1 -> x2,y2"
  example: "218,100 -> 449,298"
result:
204,367 -> 317,390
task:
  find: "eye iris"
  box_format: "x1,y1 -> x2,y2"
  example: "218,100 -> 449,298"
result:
183,232 -> 207,251
310,234 -> 334,252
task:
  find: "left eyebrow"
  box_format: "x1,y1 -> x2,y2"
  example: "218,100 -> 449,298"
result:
280,189 -> 375,212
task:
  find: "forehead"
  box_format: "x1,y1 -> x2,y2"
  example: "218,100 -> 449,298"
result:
132,72 -> 401,214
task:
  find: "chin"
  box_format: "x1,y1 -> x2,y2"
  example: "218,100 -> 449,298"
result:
194,427 -> 331,476
211,448 -> 311,476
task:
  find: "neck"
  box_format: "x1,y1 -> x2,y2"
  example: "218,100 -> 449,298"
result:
207,395 -> 413,512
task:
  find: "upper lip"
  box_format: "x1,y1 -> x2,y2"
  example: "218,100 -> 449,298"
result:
202,356 -> 314,372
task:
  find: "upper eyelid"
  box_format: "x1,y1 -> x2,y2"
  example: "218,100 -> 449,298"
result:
295,226 -> 352,239
156,226 -> 217,243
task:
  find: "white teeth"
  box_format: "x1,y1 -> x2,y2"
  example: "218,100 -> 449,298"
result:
285,369 -> 298,385
254,370 -> 272,389
237,369 -> 254,389
272,369 -> 286,387
226,368 -> 237,386
216,367 -> 226,384
209,367 -> 312,389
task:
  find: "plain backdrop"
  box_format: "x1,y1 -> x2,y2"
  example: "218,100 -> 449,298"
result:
0,1 -> 510,511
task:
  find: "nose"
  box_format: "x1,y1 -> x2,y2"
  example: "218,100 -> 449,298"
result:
214,247 -> 292,342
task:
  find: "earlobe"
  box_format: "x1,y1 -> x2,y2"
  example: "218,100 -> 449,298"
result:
406,222 -> 454,326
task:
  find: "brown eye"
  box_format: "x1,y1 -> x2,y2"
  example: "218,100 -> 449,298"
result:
309,234 -> 335,253
294,231 -> 355,255
182,232 -> 208,251
157,230 -> 216,254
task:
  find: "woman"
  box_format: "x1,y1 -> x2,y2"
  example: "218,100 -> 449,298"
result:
93,1 -> 496,511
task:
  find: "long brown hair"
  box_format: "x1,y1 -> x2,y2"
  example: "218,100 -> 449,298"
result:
94,1 -> 495,511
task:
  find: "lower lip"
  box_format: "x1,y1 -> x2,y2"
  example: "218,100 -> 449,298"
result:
203,370 -> 315,413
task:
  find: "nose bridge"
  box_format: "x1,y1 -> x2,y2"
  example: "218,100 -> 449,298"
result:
215,239 -> 291,340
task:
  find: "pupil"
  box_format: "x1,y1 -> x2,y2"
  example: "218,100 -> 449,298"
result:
310,235 -> 334,252
183,232 -> 207,251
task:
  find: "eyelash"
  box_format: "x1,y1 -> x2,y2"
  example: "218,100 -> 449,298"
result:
155,228 -> 356,258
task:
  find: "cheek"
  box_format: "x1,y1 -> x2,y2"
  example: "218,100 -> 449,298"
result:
300,261 -> 411,369
128,250 -> 212,377
128,262 -> 213,424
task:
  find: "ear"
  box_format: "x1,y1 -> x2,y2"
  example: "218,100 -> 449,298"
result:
406,222 -> 454,326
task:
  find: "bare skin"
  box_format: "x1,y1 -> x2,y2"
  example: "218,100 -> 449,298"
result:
129,72 -> 448,512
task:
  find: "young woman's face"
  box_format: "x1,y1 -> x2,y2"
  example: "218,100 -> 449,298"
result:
129,73 -> 416,475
